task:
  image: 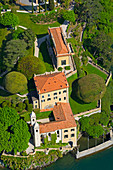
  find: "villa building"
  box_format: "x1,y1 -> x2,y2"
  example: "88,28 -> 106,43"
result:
30,102 -> 77,147
48,27 -> 73,69
17,0 -> 59,6
33,72 -> 69,111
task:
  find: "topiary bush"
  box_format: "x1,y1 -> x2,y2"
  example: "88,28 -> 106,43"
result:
58,67 -> 63,71
75,74 -> 106,103
4,71 -> 28,94
65,66 -> 70,70
17,55 -> 46,80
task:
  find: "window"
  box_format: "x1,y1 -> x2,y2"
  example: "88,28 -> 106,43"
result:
54,92 -> 57,95
42,95 -> 44,98
57,130 -> 59,134
61,60 -> 66,65
64,97 -> 66,100
35,105 -> 37,109
48,133 -> 51,137
33,119 -> 34,122
64,135 -> 68,138
41,99 -> 45,102
64,130 -> 68,133
71,134 -> 75,137
59,91 -> 61,94
63,90 -> 67,93
47,98 -> 51,101
48,94 -> 50,97
59,98 -> 61,101
71,129 -> 75,132
54,96 -> 57,99
36,130 -> 38,132
35,101 -> 37,103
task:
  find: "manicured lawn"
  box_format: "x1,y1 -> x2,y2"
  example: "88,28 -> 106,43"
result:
20,110 -> 52,121
83,63 -> 107,81
16,13 -> 61,35
39,41 -> 54,72
67,73 -> 97,115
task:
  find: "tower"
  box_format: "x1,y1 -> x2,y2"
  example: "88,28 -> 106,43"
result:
34,122 -> 40,147
30,111 -> 36,126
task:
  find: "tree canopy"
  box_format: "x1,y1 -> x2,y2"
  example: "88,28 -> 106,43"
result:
17,55 -> 46,80
62,10 -> 75,23
19,28 -> 35,49
11,119 -> 31,153
0,12 -> 19,28
0,107 -> 30,153
4,71 -> 28,94
79,114 -> 107,138
3,39 -> 27,70
76,74 -> 106,103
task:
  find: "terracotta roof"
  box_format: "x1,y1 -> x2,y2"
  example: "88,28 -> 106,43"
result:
39,103 -> 77,133
49,27 -> 70,57
34,72 -> 69,94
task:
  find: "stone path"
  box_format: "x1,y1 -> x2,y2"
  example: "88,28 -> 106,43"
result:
26,139 -> 34,155
18,25 -> 27,30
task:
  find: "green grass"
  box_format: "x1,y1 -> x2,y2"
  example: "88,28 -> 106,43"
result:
20,110 -> 52,121
16,13 -> 61,36
39,143 -> 68,149
83,63 -> 107,81
39,41 -> 54,72
67,73 -> 97,115
67,37 -> 77,53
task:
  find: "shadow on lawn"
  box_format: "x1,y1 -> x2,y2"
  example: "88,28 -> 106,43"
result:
71,79 -> 87,105
37,33 -> 48,39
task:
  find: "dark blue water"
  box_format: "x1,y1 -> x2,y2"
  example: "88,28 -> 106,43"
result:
45,146 -> 113,170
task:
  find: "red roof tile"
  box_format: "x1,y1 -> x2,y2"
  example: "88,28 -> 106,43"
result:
49,27 -> 70,57
34,72 -> 69,94
39,103 -> 77,133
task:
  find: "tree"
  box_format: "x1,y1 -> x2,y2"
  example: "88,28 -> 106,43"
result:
17,55 -> 46,80
76,74 -> 106,103
49,0 -> 54,11
87,125 -> 104,138
11,119 -> 31,153
19,28 -> 35,49
3,39 -> 27,70
0,107 -> 19,129
0,122 -> 11,153
0,12 -> 19,28
99,112 -> 110,126
62,10 -> 75,23
0,107 -> 30,154
4,71 -> 28,94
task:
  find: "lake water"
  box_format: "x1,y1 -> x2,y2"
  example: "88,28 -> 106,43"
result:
45,146 -> 113,170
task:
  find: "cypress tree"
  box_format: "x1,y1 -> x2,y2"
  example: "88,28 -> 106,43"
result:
49,0 -> 54,11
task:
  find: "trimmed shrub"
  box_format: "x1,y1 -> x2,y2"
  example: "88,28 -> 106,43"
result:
17,55 -> 46,80
76,74 -> 106,103
58,67 -> 63,71
4,71 -> 28,94
65,66 -> 70,70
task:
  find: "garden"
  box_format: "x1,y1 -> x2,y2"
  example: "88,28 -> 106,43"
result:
39,41 -> 54,72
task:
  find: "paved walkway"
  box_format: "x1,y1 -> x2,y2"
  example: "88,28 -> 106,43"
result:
18,25 -> 27,30
26,139 -> 34,155
0,70 -> 8,77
